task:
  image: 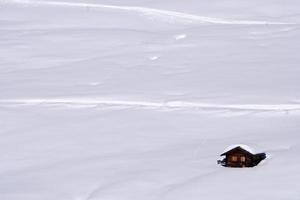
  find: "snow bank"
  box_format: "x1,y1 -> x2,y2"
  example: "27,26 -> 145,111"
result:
0,0 -> 300,199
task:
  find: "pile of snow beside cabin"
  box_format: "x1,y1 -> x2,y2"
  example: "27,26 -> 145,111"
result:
0,0 -> 300,199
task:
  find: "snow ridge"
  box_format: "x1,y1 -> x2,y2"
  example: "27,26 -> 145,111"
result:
1,98 -> 300,113
2,0 -> 293,25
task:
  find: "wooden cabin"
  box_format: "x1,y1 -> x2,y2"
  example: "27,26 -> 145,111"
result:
218,145 -> 266,168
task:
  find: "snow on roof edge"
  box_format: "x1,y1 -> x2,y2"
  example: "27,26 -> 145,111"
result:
222,144 -> 256,155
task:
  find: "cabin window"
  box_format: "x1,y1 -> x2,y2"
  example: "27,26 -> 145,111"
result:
231,156 -> 237,162
241,156 -> 246,162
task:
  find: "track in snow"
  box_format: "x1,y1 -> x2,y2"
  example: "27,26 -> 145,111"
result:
1,0 -> 293,25
1,98 -> 300,113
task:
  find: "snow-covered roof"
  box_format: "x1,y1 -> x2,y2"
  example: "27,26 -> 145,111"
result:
221,144 -> 255,155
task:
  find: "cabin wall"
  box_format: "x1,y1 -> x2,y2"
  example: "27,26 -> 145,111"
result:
226,152 -> 253,167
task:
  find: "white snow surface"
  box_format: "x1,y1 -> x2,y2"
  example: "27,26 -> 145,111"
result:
1,0 -> 300,200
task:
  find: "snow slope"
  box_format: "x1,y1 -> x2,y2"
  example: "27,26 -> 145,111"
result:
0,0 -> 300,199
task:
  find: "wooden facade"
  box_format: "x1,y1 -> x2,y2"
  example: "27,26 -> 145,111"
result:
218,146 -> 266,168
